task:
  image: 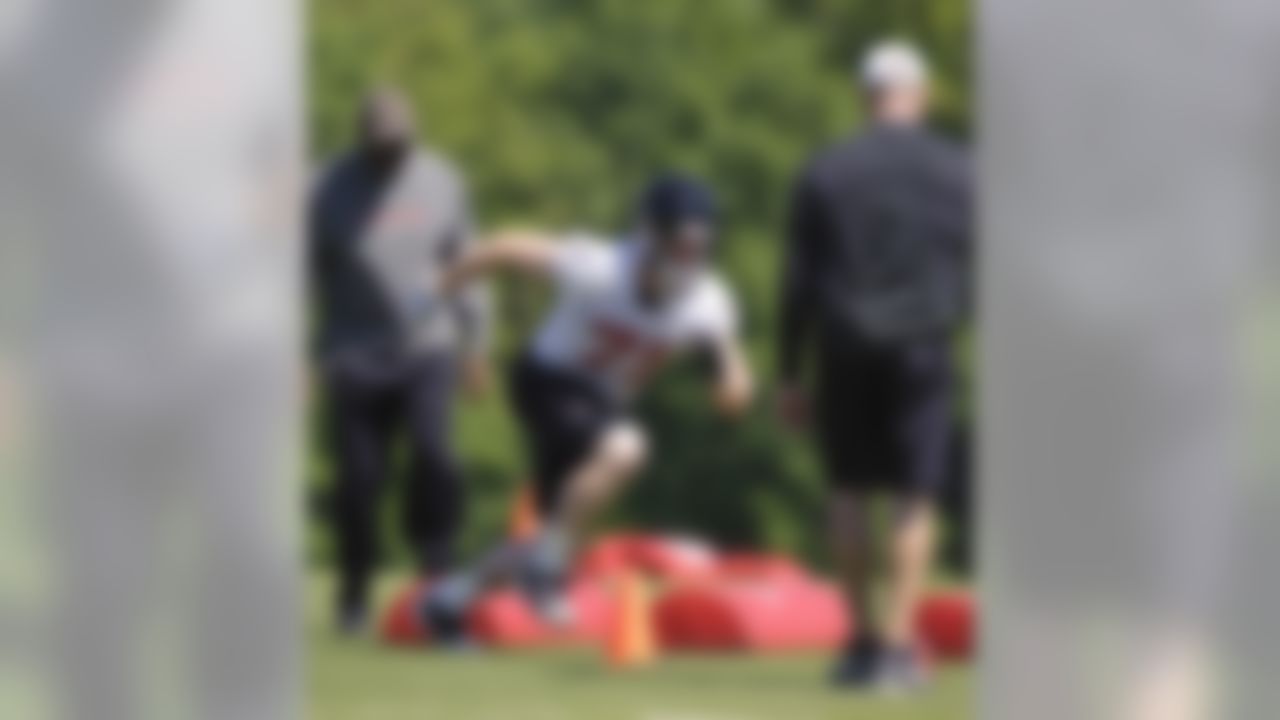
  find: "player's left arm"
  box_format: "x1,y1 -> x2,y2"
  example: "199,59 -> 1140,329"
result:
693,280 -> 754,418
707,332 -> 755,418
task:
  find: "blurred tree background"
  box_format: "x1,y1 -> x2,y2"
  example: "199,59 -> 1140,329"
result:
308,0 -> 972,570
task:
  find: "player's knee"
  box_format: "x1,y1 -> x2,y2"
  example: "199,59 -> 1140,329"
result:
601,423 -> 649,476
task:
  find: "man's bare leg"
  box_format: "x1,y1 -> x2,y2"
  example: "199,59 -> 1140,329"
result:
829,489 -> 880,685
876,494 -> 937,690
426,422 -> 648,638
884,495 -> 936,649
523,422 -> 648,623
551,422 -> 649,543
830,489 -> 877,633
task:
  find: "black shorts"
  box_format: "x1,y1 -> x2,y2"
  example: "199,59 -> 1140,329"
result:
815,338 -> 955,498
510,353 -> 623,515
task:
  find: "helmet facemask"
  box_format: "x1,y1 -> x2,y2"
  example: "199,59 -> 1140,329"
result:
635,218 -> 714,309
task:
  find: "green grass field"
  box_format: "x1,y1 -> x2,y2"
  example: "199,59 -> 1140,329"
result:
308,576 -> 974,720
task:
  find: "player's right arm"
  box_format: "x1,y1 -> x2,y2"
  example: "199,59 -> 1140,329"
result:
439,229 -> 559,295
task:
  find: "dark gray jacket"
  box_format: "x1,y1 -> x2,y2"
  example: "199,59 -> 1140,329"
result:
309,149 -> 489,364
779,124 -> 972,379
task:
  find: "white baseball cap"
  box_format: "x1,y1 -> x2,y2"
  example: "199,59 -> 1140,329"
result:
859,40 -> 929,90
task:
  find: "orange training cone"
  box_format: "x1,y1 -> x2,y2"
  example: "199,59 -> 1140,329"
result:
507,483 -> 541,542
605,570 -> 657,669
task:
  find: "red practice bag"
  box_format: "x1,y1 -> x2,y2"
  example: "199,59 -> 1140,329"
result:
916,590 -> 977,661
576,533 -> 718,583
378,580 -> 431,647
467,579 -> 614,649
656,576 -> 850,652
716,552 -> 808,582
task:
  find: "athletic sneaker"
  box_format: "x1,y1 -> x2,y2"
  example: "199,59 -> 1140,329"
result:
829,635 -> 883,688
516,555 -> 575,628
874,645 -> 931,695
517,529 -> 576,628
420,581 -> 475,651
335,603 -> 368,638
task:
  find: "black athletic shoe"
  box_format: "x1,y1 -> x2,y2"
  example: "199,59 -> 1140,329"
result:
874,645 -> 931,695
335,603 -> 369,638
830,635 -> 883,688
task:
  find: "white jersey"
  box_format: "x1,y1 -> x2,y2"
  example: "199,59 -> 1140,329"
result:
530,235 -> 738,400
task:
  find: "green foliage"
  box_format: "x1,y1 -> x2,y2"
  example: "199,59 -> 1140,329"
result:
308,0 -> 971,568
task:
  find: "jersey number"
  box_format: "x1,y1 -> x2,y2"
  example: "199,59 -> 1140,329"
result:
581,321 -> 668,386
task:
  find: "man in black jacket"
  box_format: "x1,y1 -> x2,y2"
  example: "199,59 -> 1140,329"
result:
777,41 -> 972,691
